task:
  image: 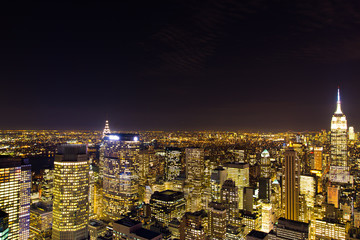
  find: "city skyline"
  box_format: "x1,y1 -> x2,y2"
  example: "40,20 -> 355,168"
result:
2,1 -> 360,131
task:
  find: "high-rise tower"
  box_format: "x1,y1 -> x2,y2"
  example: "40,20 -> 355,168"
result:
102,133 -> 141,220
53,144 -> 89,240
0,156 -> 21,240
330,88 -> 348,167
283,148 -> 300,221
19,159 -> 31,240
102,120 -> 111,138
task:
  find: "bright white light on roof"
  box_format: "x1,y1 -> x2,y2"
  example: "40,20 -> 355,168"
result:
108,135 -> 120,141
133,136 -> 139,142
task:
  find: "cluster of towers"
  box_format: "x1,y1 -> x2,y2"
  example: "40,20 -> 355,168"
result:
0,88 -> 354,240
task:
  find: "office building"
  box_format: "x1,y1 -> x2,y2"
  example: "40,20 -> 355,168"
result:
283,148 -> 300,221
208,202 -> 227,240
327,185 -> 339,208
0,210 -> 9,240
261,201 -> 273,233
165,147 -> 182,181
113,217 -> 162,240
102,133 -> 141,219
88,219 -> 107,240
224,162 -> 250,209
220,179 -> 238,224
29,202 -> 52,239
260,149 -> 271,178
313,147 -> 323,171
349,126 -> 355,140
150,190 -> 186,226
268,217 -> 309,240
19,159 -> 31,240
314,218 -> 346,240
210,166 -> 227,202
0,156 -> 21,240
180,210 -> 207,240
52,144 -> 89,240
185,148 -> 204,187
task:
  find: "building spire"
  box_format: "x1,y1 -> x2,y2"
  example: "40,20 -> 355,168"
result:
102,120 -> 111,138
335,87 -> 343,114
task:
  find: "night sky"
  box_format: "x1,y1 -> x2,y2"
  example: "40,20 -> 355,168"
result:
2,0 -> 360,131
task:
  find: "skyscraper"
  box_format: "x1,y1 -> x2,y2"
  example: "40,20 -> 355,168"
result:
220,179 -> 238,224
330,88 -> 348,167
19,159 -> 31,240
185,148 -> 204,212
208,202 -> 227,240
180,210 -> 207,240
210,166 -> 227,202
223,162 -> 249,209
165,147 -> 182,181
52,144 -> 89,240
283,148 -> 300,221
102,120 -> 111,138
102,133 -> 141,220
150,190 -> 186,226
0,156 -> 21,240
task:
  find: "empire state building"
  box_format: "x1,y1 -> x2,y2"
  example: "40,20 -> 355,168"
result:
330,88 -> 348,167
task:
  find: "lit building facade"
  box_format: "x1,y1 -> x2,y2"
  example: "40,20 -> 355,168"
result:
330,88 -> 348,168
261,201 -> 273,233
0,210 -> 9,240
180,210 -> 207,240
210,166 -> 227,202
221,179 -> 238,224
313,147 -> 323,171
185,148 -> 204,187
208,202 -> 227,240
283,148 -> 300,221
52,144 -> 89,240
150,190 -> 186,226
224,162 -> 249,209
19,159 -> 31,240
102,120 -> 111,138
268,217 -> 309,240
314,218 -> 346,240
102,133 -> 140,220
0,156 -> 21,240
165,147 -> 182,181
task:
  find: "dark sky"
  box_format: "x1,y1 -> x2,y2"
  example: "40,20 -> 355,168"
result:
2,0 -> 360,131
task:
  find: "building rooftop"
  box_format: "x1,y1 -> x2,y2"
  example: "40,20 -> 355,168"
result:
115,217 -> 141,227
133,228 -> 161,240
151,190 -> 184,201
247,230 -> 268,239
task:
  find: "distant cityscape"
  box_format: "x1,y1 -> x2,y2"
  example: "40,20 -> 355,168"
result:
0,88 -> 359,240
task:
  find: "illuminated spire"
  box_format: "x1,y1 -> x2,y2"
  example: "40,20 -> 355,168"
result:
103,120 -> 111,138
335,87 -> 343,114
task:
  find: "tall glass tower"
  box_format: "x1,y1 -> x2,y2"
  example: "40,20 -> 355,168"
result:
52,144 -> 89,240
0,156 -> 21,240
101,133 -> 140,220
330,88 -> 348,167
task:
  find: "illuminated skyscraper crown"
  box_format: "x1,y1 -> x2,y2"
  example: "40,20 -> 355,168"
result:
335,88 -> 343,114
103,120 -> 111,138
